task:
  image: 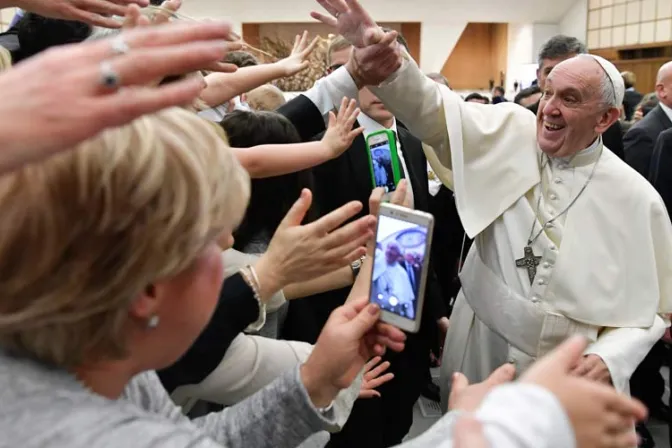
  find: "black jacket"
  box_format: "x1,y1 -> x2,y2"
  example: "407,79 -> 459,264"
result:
624,104 -> 672,177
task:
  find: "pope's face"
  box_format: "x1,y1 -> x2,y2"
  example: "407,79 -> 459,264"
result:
537,57 -> 619,157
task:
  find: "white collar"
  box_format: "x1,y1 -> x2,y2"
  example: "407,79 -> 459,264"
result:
660,102 -> 672,123
546,135 -> 602,168
358,112 -> 398,136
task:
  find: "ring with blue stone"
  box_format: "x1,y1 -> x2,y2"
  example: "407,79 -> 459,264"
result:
99,61 -> 120,89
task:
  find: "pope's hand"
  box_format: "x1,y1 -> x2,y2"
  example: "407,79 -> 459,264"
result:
570,354 -> 612,384
300,298 -> 406,407
310,0 -> 380,48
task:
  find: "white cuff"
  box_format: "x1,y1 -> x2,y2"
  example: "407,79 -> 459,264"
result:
304,66 -> 360,118
476,383 -> 576,448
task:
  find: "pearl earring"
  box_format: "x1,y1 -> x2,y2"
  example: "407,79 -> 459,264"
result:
147,315 -> 160,329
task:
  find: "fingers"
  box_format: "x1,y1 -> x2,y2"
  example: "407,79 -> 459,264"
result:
365,359 -> 391,379
454,416 -> 488,448
451,372 -> 470,394
322,215 -> 375,257
95,41 -> 230,92
70,8 -> 123,28
366,372 -> 394,389
389,179 -> 408,206
606,393 -> 648,422
153,0 -> 181,25
359,389 -> 381,399
81,0 -> 130,16
368,187 -> 385,215
362,356 -> 383,374
346,302 -> 382,338
297,30 -> 309,52
327,110 -> 337,129
94,77 -> 205,128
484,363 -> 515,386
601,429 -> 639,448
310,200 -> 363,234
122,4 -> 141,28
526,335 -> 588,381
302,36 -> 320,57
278,189 -> 313,228
310,11 -> 338,27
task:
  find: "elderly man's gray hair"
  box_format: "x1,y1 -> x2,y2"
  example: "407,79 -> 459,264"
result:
538,35 -> 587,65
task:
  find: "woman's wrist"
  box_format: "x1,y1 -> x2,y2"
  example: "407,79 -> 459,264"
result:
300,362 -> 340,409
253,253 -> 285,303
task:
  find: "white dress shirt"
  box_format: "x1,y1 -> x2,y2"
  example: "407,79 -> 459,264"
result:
304,69 -> 415,208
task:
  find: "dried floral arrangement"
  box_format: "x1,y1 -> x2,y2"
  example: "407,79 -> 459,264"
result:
251,34 -> 333,92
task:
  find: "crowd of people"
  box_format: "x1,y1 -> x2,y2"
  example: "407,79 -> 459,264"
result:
0,0 -> 669,447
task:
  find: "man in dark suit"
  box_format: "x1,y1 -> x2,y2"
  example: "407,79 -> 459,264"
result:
624,62 -> 672,177
528,35 -> 625,160
276,33 -> 451,448
622,71 -> 644,122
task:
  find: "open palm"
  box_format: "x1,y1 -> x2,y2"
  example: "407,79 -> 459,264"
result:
310,0 -> 379,47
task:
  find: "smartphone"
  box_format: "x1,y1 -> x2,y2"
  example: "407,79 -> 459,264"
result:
369,203 -> 434,333
366,130 -> 402,193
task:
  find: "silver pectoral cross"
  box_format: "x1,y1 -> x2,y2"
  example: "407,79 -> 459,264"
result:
516,245 -> 542,284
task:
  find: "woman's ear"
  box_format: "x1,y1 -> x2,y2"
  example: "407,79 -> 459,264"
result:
128,284 -> 161,321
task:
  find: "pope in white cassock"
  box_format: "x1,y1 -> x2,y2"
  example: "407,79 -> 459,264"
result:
311,0 -> 672,413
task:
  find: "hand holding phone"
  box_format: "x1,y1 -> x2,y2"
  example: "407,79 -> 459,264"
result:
366,130 -> 402,194
369,203 -> 434,333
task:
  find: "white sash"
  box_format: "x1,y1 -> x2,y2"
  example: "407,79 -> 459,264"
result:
459,246 -> 598,359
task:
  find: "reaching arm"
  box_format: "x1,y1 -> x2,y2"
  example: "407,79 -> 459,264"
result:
201,32 -> 319,108
202,64 -> 287,108
395,384 -> 575,448
284,265 -> 354,300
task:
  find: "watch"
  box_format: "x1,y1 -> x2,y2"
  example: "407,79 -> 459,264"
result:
350,256 -> 365,279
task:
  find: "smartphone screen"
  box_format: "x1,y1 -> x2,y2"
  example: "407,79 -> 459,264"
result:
369,138 -> 397,193
370,213 -> 429,321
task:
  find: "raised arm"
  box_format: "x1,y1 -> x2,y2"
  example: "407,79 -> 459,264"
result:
201,32 -> 318,108
233,98 -> 363,178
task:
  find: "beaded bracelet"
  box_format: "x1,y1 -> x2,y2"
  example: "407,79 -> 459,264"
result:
240,265 -> 266,332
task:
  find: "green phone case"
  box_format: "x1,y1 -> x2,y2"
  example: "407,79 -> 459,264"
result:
365,129 -> 402,191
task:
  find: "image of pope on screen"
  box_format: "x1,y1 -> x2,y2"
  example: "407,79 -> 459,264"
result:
370,215 -> 428,320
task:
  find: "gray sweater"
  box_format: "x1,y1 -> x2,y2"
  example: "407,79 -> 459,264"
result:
0,351 -> 340,447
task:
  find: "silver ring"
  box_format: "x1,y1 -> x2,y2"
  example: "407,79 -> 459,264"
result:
110,36 -> 129,55
99,61 -> 120,89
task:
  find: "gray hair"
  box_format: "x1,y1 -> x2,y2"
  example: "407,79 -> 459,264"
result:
538,35 -> 587,66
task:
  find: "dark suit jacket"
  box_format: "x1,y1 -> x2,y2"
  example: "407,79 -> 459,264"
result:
277,94 -> 446,342
528,100 -> 625,161
277,94 -> 448,446
648,127 -> 672,216
624,104 -> 672,177
623,89 -> 644,122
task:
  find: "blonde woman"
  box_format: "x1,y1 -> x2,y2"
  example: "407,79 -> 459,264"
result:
0,46 -> 11,72
0,106 -> 408,447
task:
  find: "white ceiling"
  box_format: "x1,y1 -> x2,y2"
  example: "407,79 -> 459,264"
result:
181,0 -> 582,25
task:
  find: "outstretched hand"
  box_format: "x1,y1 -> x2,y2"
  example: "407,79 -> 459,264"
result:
310,0 -> 381,47
15,0 -> 149,28
277,31 -> 320,77
358,356 -> 394,398
301,297 -> 406,407
256,189 -> 375,300
0,20 -> 239,175
521,336 -> 645,448
322,97 -> 364,158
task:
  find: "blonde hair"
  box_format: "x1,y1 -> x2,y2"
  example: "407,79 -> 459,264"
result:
246,84 -> 287,111
0,108 -> 250,368
327,35 -> 352,66
0,47 -> 12,72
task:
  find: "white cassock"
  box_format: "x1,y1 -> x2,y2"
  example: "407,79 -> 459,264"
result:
351,53 -> 672,411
